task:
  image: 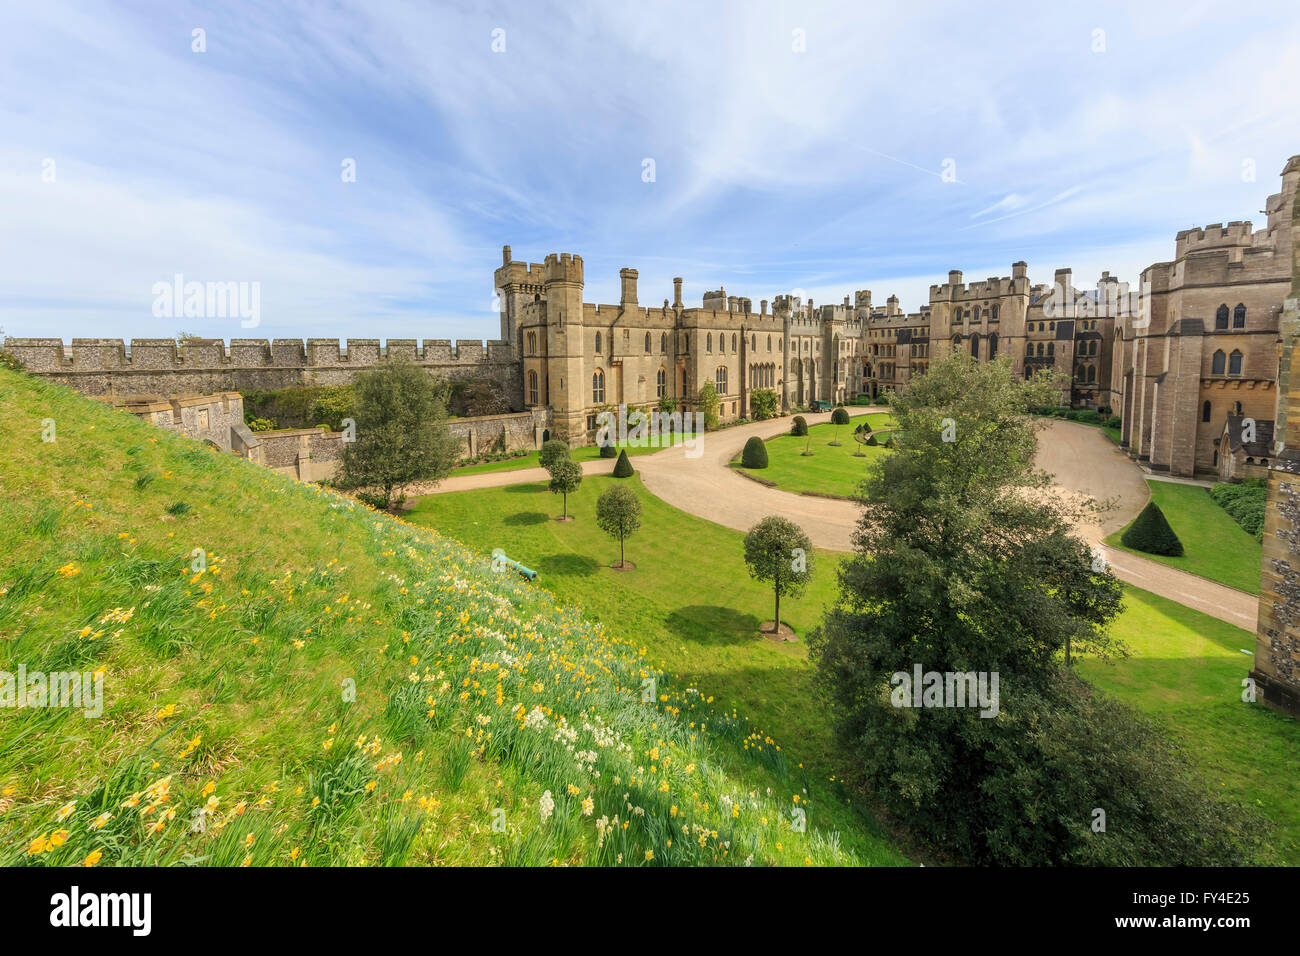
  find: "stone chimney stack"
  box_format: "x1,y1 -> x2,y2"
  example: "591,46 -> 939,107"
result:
1012,261 -> 1027,280
619,268 -> 638,307
673,277 -> 683,308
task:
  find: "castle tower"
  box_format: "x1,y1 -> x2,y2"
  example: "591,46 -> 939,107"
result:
541,253 -> 587,445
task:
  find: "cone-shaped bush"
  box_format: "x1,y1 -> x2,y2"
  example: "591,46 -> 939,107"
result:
791,415 -> 808,437
831,407 -> 850,425
612,448 -> 635,478
1121,501 -> 1184,556
741,436 -> 769,469
599,442 -> 617,459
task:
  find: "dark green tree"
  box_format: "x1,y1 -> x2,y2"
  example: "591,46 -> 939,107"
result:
612,448 -> 635,477
335,360 -> 458,511
742,516 -> 814,635
547,457 -> 583,520
750,389 -> 778,420
791,415 -> 809,437
596,484 -> 642,568
741,436 -> 768,469
539,439 -> 570,472
697,381 -> 720,431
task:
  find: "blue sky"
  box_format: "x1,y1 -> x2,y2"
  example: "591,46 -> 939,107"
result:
2,0 -> 1299,345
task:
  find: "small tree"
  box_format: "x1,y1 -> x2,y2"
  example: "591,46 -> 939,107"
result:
539,439 -> 569,471
698,381 -> 720,431
741,436 -> 769,469
612,448 -> 635,477
336,360 -> 458,510
791,415 -> 808,437
750,389 -> 778,421
743,516 -> 814,635
830,406 -> 850,445
1121,501 -> 1184,556
547,457 -> 583,520
596,484 -> 641,568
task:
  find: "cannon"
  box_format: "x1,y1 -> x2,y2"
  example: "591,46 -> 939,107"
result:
490,549 -> 538,581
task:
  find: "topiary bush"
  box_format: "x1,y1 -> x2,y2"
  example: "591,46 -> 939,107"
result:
791,416 -> 808,437
612,448 -> 635,478
830,407 -> 850,425
741,436 -> 769,469
1121,501 -> 1184,556
599,442 -> 617,459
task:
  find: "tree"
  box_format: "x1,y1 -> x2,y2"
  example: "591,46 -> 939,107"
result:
806,353 -> 1258,865
539,439 -> 570,472
829,405 -> 850,445
791,415 -> 808,437
750,389 -> 778,421
547,457 -> 582,520
1120,501 -> 1184,556
612,448 -> 635,477
335,360 -> 458,511
596,484 -> 641,568
741,436 -> 768,469
697,381 -> 720,431
743,516 -> 814,635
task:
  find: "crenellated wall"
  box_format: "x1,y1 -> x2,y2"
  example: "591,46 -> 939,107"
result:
2,337 -> 522,409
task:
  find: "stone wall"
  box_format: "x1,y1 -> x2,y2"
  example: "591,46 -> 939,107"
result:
447,408 -> 551,460
111,392 -> 244,452
3,337 -> 523,410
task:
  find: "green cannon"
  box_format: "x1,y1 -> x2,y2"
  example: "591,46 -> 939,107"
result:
491,550 -> 538,581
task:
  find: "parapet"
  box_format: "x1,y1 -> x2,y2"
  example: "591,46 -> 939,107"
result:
1175,221 -> 1255,259
542,252 -> 584,285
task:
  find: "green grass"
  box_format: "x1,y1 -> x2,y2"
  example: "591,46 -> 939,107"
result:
739,418 -> 894,498
405,475 -> 907,863
1080,586 -> 1300,863
1106,480 -> 1262,593
0,367 -> 886,867
451,442 -> 659,478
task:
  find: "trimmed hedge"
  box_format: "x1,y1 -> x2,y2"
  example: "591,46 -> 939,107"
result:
741,436 -> 769,469
1209,478 -> 1266,539
830,407 -> 850,425
599,442 -> 617,459
612,448 -> 635,478
791,415 -> 809,437
1121,501 -> 1184,556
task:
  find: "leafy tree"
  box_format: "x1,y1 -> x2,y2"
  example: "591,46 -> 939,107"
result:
539,439 -> 570,472
791,415 -> 808,437
830,405 -> 850,445
807,353 -> 1258,864
612,448 -> 635,477
743,516 -> 814,635
750,389 -> 778,421
741,436 -> 768,469
547,457 -> 582,520
697,381 -> 720,431
1120,501 -> 1184,555
335,360 -> 458,511
596,484 -> 641,568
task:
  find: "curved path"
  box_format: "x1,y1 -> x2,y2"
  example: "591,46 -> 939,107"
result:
419,408 -> 1258,630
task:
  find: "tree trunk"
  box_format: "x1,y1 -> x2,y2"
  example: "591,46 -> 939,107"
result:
774,587 -> 780,634
619,534 -> 625,568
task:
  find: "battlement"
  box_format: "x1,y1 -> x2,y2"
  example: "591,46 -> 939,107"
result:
543,252 -> 584,284
1176,221 -> 1255,258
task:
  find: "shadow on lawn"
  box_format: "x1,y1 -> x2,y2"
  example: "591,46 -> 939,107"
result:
535,552 -> 600,577
503,511 -> 549,526
664,604 -> 768,646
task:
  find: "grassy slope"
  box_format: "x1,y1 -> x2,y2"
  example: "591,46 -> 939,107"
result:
1106,479 -> 1262,594
739,417 -> 894,498
0,369 -> 897,867
1082,586 -> 1300,863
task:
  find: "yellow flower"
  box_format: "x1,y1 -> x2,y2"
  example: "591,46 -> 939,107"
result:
54,801 -> 76,822
90,812 -> 112,830
83,849 -> 103,867
155,703 -> 177,720
644,849 -> 654,861
49,829 -> 70,848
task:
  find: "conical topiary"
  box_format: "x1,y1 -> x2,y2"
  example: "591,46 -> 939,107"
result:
1120,501 -> 1184,556
612,448 -> 635,478
599,442 -> 618,459
741,435 -> 769,469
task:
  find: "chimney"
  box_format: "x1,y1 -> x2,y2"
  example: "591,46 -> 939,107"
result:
1012,261 -> 1027,280
672,277 -> 683,308
948,270 -> 963,286
761,299 -> 768,316
619,268 -> 638,306
502,245 -> 512,266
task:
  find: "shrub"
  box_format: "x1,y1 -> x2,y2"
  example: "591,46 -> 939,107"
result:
791,416 -> 808,436
248,417 -> 276,432
741,436 -> 769,469
697,382 -> 720,431
1210,479 -> 1267,539
830,407 -> 850,425
599,442 -> 617,459
750,389 -> 778,421
1105,416 -> 1121,430
612,449 -> 634,478
539,439 -> 569,471
1121,501 -> 1184,556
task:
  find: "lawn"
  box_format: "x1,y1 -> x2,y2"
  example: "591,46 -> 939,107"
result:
1080,586 -> 1300,863
451,441 -> 659,477
739,417 -> 895,498
1106,479 -> 1262,594
405,473 -> 907,863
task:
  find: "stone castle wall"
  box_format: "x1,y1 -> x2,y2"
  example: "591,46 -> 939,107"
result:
3,337 -> 522,409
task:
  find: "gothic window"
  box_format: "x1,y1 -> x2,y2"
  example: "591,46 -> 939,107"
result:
656,366 -> 666,398
1202,400 -> 1212,422
992,305 -> 1000,320
661,332 -> 667,352
1229,350 -> 1243,375
1216,305 -> 1229,330
752,334 -> 756,351
1025,343 -> 1033,357
767,335 -> 772,351
716,366 -> 728,393
1212,350 -> 1226,374
595,331 -> 602,354
644,332 -> 651,353
732,334 -> 738,352
1234,304 -> 1246,329
952,335 -> 961,348
1047,343 -> 1054,357
989,334 -> 998,360
526,331 -> 537,355
1036,343 -> 1044,357
970,333 -> 980,358
719,334 -> 724,353
527,370 -> 538,406
1235,401 -> 1243,415
592,368 -> 604,404
707,333 -> 712,353
1086,365 -> 1096,383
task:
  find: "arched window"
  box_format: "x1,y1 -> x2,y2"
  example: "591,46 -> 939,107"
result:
732,334 -> 738,352
718,333 -> 724,353
992,305 -> 999,320
1229,350 -> 1243,375
1025,343 -> 1033,357
716,366 -> 728,394
970,333 -> 980,358
706,333 -> 712,353
974,306 -> 981,322
1212,350 -> 1226,374
1036,343 -> 1044,357
1202,400 -> 1212,422
656,367 -> 666,398
1216,305 -> 1229,330
767,335 -> 772,351
1234,401 -> 1243,415
1234,304 -> 1246,328
527,369 -> 538,405
592,369 -> 605,404
644,332 -> 651,353
988,334 -> 998,360
1047,343 -> 1054,358
752,334 -> 757,351
595,331 -> 602,354
1087,365 -> 1096,383
952,335 -> 961,349
527,331 -> 537,355
660,332 -> 667,352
